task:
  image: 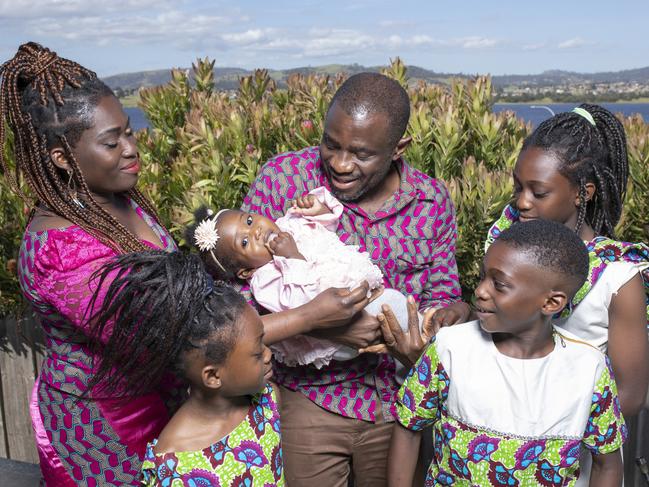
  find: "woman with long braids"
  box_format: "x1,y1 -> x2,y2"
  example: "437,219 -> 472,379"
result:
0,42 -> 182,485
1,42 -> 377,486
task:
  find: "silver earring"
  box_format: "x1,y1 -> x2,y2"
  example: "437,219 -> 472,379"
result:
66,169 -> 85,209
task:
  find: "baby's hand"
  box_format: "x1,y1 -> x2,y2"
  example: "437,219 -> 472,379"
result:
291,194 -> 330,217
266,232 -> 305,260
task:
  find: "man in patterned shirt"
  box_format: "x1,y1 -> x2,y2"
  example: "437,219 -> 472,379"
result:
240,72 -> 461,486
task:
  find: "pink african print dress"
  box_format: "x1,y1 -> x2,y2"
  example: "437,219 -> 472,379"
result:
17,199 -> 185,486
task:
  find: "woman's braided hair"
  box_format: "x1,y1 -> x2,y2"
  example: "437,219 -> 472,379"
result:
87,250 -> 246,396
0,42 -> 159,253
521,103 -> 628,238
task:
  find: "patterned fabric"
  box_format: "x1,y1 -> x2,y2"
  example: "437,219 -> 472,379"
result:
17,199 -> 184,486
397,335 -> 626,486
486,204 -> 649,322
240,146 -> 461,422
141,383 -> 284,487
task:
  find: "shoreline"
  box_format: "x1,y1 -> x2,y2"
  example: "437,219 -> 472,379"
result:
120,94 -> 649,108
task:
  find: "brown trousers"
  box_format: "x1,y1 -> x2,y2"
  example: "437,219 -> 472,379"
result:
279,385 -> 394,487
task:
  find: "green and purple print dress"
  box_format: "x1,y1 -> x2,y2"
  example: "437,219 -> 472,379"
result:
141,383 -> 284,487
396,321 -> 626,486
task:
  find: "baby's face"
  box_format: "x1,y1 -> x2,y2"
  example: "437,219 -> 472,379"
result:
217,210 -> 281,271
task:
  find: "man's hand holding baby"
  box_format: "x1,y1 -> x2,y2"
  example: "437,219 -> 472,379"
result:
265,232 -> 306,260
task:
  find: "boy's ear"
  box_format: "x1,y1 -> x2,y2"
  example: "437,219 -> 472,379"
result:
49,147 -> 71,171
392,136 -> 412,160
202,364 -> 223,390
541,290 -> 568,316
237,268 -> 255,280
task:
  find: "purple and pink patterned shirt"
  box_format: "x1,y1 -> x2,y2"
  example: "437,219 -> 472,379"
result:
240,146 -> 460,422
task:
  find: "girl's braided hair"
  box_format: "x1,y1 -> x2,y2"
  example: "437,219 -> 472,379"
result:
0,41 -> 159,252
87,250 -> 246,396
521,103 -> 628,237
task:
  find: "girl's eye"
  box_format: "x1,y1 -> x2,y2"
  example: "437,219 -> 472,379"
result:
242,237 -> 248,248
533,192 -> 548,199
105,142 -> 118,149
246,215 -> 253,226
493,279 -> 507,291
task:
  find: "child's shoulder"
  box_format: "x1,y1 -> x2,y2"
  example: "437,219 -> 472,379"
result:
432,320 -> 488,354
552,325 -> 608,369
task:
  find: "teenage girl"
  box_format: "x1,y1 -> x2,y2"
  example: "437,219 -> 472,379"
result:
433,104 -> 649,418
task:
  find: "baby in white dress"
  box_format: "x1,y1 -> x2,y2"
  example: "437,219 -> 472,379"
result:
189,186 -> 420,371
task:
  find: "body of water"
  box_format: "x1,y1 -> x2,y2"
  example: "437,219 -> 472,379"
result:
493,103 -> 649,128
126,103 -> 649,132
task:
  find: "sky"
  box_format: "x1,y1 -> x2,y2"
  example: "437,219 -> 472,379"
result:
1,0 -> 647,78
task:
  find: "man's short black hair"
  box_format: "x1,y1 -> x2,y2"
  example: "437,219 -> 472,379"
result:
329,72 -> 410,147
496,220 -> 589,297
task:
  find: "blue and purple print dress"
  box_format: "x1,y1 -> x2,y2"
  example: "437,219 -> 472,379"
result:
141,383 -> 283,486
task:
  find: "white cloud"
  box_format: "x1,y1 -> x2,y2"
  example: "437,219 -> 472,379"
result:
522,42 -> 546,51
0,0 -> 169,18
457,36 -> 499,49
29,10 -> 234,45
557,37 -> 592,49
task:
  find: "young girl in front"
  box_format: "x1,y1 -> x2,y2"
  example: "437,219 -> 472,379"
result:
388,219 -> 626,486
434,104 -> 649,419
187,186 -> 420,371
89,251 -> 283,486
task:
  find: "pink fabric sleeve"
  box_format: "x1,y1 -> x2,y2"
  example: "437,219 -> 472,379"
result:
249,257 -> 321,313
32,228 -> 120,342
283,186 -> 343,232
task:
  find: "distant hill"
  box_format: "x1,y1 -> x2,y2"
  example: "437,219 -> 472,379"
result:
102,64 -> 649,92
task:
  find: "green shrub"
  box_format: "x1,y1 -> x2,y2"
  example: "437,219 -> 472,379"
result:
1,58 -> 648,312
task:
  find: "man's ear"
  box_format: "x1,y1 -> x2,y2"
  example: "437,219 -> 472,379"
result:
541,290 -> 568,316
49,147 -> 70,171
392,136 -> 412,160
237,268 -> 255,280
202,364 -> 223,390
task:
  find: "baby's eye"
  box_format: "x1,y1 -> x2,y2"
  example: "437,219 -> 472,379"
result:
246,215 -> 253,226
242,237 -> 249,248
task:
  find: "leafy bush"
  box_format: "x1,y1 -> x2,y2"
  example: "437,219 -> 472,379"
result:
1,58 -> 648,312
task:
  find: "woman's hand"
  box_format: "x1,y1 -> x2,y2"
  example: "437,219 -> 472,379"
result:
359,296 -> 430,368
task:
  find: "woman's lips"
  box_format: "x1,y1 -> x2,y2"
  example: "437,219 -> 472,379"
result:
120,160 -> 140,174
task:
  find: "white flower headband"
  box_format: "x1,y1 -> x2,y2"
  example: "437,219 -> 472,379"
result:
194,208 -> 229,274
